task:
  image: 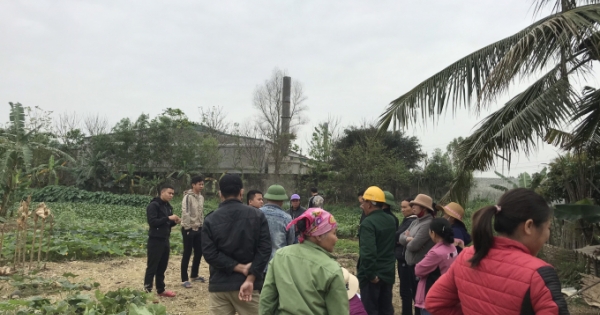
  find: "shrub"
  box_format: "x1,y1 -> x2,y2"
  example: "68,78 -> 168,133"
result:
25,186 -> 152,208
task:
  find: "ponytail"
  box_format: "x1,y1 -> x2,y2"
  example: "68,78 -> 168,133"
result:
469,206 -> 497,267
469,188 -> 552,267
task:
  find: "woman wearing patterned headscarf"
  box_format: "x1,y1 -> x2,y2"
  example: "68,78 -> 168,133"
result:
259,208 -> 349,315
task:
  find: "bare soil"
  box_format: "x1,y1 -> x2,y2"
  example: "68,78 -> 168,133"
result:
0,255 -> 597,314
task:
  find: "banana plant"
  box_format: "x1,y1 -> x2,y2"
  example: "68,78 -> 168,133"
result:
0,103 -> 72,216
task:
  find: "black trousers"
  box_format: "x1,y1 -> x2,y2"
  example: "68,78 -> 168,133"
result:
399,260 -> 417,315
144,237 -> 170,294
180,227 -> 203,282
360,281 -> 394,315
407,265 -> 421,315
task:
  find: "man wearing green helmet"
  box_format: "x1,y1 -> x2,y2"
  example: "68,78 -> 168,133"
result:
260,185 -> 296,268
383,191 -> 399,230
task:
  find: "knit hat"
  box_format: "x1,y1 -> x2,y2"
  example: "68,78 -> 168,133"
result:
290,194 -> 301,201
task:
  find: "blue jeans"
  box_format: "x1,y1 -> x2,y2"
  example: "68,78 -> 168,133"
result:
421,310 -> 432,315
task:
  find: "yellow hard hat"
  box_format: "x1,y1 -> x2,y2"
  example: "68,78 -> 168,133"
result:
363,186 -> 385,203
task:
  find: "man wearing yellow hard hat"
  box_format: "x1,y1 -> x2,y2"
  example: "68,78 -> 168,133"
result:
357,186 -> 396,315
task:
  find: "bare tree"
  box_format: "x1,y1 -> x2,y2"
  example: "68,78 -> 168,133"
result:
253,68 -> 308,175
24,106 -> 54,133
199,105 -> 228,134
54,112 -> 82,143
84,113 -> 109,136
230,121 -> 269,174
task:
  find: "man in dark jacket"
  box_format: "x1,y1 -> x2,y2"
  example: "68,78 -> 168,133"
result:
202,174 -> 271,314
288,194 -> 306,219
144,184 -> 180,297
396,198 -> 418,315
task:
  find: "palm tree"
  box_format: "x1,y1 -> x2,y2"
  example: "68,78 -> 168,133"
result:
0,103 -> 72,216
377,1 -> 600,201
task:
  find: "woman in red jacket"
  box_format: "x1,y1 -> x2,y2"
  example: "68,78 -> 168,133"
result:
425,188 -> 569,315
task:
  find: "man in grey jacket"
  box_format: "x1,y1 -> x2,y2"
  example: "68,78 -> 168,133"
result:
180,175 -> 205,287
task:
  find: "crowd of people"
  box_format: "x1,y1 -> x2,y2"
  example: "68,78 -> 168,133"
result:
143,174 -> 570,315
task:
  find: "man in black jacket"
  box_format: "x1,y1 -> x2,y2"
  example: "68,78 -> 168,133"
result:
144,184 -> 180,297
202,174 -> 271,315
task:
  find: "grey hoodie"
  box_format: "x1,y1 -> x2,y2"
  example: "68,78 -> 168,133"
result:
398,214 -> 435,266
182,189 -> 204,230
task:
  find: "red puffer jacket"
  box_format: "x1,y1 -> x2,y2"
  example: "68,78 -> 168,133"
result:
425,237 -> 569,315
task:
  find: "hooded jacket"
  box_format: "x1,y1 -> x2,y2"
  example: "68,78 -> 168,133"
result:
181,189 -> 204,230
425,237 -> 569,315
146,197 -> 176,239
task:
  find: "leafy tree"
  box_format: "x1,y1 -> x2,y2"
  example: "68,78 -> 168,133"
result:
334,126 -> 424,170
335,140 -> 411,201
378,1 -> 600,199
421,149 -> 454,201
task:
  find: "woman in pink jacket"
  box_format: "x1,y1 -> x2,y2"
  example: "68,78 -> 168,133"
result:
425,188 -> 568,315
415,218 -> 457,315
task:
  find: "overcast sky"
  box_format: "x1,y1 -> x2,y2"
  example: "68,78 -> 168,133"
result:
0,1 -> 573,177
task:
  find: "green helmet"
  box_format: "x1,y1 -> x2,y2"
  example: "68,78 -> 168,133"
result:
264,185 -> 288,201
383,191 -> 396,207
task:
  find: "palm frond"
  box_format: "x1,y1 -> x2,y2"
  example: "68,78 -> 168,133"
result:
545,128 -> 574,146
484,5 -> 600,99
490,184 -> 510,192
378,4 -> 600,132
457,66 -> 575,170
567,86 -> 600,147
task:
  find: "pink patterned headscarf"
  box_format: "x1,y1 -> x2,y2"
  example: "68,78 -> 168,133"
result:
286,208 -> 337,243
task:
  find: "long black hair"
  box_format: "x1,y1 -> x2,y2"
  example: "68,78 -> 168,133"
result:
469,188 -> 551,267
430,218 -> 454,244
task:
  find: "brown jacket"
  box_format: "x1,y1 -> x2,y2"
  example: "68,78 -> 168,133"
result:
182,189 -> 204,230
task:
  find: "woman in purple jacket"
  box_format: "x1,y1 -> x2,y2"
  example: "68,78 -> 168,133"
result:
342,268 -> 367,315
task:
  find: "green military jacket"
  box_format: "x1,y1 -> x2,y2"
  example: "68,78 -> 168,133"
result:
357,209 -> 397,286
259,240 -> 349,315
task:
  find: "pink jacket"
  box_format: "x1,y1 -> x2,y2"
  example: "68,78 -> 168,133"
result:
414,242 -> 457,309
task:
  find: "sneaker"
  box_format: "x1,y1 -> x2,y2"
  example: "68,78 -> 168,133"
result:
158,290 -> 176,297
192,276 -> 206,283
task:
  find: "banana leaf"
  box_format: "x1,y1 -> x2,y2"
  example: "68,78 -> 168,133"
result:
554,204 -> 600,223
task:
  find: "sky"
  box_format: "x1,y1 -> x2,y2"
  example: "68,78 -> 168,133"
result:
0,1 -> 574,177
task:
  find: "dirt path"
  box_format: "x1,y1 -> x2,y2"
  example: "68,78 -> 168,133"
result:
17,255 -> 400,314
